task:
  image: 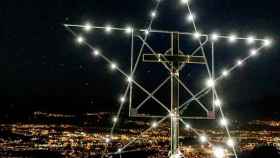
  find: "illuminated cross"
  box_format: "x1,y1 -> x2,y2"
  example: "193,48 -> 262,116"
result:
143,32 -> 205,156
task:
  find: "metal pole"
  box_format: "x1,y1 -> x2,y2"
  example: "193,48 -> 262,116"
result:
170,32 -> 180,157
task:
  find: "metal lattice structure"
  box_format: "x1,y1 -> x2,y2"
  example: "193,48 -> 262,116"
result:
64,0 -> 272,157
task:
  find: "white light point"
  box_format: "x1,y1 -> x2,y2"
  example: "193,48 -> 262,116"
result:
220,118 -> 228,126
263,39 -> 272,47
186,14 -> 195,22
236,59 -> 243,66
222,69 -> 229,77
214,99 -> 222,107
105,25 -> 112,33
113,116 -> 118,123
125,26 -> 133,34
144,29 -> 150,35
227,138 -> 235,147
229,34 -> 237,43
180,0 -> 189,5
211,33 -> 219,41
84,22 -> 92,32
76,36 -> 84,44
150,11 -> 157,18
117,148 -> 122,153
193,32 -> 201,39
250,49 -> 258,56
127,76 -> 133,83
120,96 -> 126,103
152,122 -> 158,128
199,135 -> 207,143
93,49 -> 100,56
213,146 -> 225,158
206,78 -> 215,87
246,36 -> 255,45
105,138 -> 110,143
185,124 -> 191,129
110,63 -> 117,70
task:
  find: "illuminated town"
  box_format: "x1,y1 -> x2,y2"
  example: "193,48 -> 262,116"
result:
0,112 -> 279,157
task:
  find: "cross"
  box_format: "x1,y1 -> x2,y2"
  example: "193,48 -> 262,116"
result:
143,32 -> 206,156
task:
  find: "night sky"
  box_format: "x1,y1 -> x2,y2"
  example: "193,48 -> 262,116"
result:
1,0 -> 280,119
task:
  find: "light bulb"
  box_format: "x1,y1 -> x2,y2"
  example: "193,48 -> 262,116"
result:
213,146 -> 225,158
110,63 -> 117,70
222,69 -> 229,77
152,122 -> 158,128
229,34 -> 237,43
250,49 -> 258,56
211,33 -> 219,41
105,25 -> 112,33
127,76 -> 133,83
246,36 -> 255,45
186,14 -> 195,22
113,117 -> 118,123
227,138 -> 235,147
120,96 -> 126,103
125,26 -> 133,34
236,59 -> 243,66
76,36 -> 84,44
220,118 -> 228,126
263,39 -> 272,47
206,78 -> 215,87
199,135 -> 207,143
151,11 -> 157,18
193,32 -> 201,39
84,22 -> 92,32
214,99 -> 222,107
180,0 -> 189,5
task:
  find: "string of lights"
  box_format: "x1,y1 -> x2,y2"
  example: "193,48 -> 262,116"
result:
64,0 -> 273,157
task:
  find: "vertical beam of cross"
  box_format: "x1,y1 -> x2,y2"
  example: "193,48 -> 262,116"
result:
170,32 -> 180,156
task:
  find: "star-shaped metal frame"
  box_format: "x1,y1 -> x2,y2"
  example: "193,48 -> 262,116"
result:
64,0 -> 272,157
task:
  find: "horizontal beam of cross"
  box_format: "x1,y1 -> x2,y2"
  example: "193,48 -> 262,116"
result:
143,54 -> 206,64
